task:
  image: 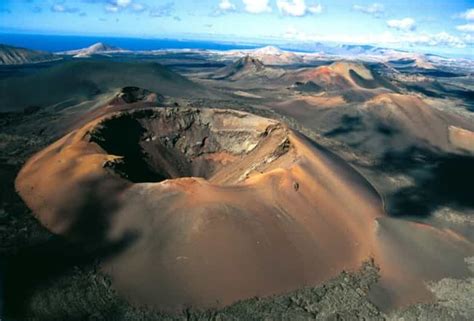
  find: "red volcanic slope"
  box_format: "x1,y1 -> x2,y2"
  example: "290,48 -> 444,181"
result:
16,107 -> 473,311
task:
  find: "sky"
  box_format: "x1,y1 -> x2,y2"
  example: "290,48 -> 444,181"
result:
0,0 -> 473,57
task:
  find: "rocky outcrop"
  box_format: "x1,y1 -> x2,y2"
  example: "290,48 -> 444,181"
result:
110,86 -> 164,105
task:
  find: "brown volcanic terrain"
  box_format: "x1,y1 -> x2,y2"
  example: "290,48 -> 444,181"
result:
4,50 -> 474,320
15,104 -> 474,313
448,126 -> 474,153
363,93 -> 474,153
285,61 -> 398,102
0,60 -> 211,112
272,92 -> 474,157
203,59 -> 399,103
16,107 -> 386,310
211,56 -> 285,81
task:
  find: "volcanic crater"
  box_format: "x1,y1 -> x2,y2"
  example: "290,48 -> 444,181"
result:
89,108 -> 291,184
16,107 -> 386,311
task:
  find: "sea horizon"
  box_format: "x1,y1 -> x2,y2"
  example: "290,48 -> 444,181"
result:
0,32 -> 265,53
1,32 -> 472,60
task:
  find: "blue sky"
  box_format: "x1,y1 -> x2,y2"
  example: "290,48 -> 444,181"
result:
0,0 -> 473,56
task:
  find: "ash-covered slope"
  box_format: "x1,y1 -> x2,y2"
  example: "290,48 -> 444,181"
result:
0,60 -> 208,112
0,44 -> 60,65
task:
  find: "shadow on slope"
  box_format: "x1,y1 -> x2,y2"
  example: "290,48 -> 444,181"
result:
379,147 -> 474,218
89,113 -> 168,183
349,69 -> 398,91
3,230 -> 138,319
1,161 -> 138,320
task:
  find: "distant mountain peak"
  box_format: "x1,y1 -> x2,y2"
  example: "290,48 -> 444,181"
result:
329,60 -> 374,80
210,55 -> 269,80
61,42 -> 126,57
87,42 -> 120,52
253,46 -> 283,55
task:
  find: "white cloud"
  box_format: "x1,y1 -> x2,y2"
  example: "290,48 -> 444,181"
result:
456,23 -> 474,33
430,32 -> 466,48
459,8 -> 474,21
52,4 -> 66,12
282,26 -> 467,48
242,0 -> 271,14
308,4 -> 322,14
386,18 -> 416,31
51,4 -> 79,13
353,3 -> 384,17
277,0 -> 305,16
104,0 -> 147,14
131,3 -> 146,12
276,0 -> 322,17
219,0 -> 236,11
105,4 -> 120,13
115,0 -> 132,7
463,34 -> 474,44
149,2 -> 175,17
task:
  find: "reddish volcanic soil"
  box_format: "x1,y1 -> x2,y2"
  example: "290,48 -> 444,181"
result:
364,93 -> 474,153
15,106 -> 474,311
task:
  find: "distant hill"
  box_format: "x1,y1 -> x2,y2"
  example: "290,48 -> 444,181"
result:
220,46 -> 303,65
246,46 -> 303,65
212,56 -> 285,81
0,60 -> 208,112
0,44 -> 60,65
289,61 -> 397,93
227,55 -> 265,74
60,42 -> 128,58
212,56 -> 266,80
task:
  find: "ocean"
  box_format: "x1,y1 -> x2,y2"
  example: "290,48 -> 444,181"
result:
0,33 -> 262,52
1,32 -> 470,60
